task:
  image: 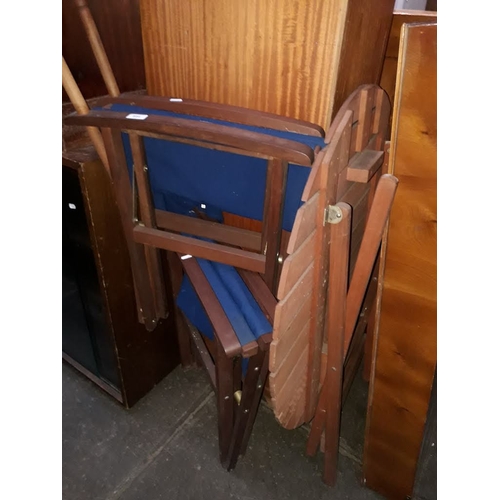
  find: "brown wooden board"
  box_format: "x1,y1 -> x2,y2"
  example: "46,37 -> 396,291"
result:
363,23 -> 437,500
140,0 -> 394,130
379,10 -> 438,112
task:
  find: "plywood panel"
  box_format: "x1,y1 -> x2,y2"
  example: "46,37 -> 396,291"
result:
363,22 -> 437,500
140,0 -> 394,129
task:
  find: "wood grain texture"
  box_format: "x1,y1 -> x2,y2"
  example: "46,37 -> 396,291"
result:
140,0 -> 393,130
379,10 -> 438,110
62,0 -> 146,100
363,23 -> 437,500
269,85 -> 390,429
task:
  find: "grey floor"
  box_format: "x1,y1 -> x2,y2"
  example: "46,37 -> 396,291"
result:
62,361 -> 434,500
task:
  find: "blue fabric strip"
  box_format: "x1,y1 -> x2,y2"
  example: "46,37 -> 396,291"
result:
176,258 -> 272,346
211,262 -> 272,339
176,275 -> 215,341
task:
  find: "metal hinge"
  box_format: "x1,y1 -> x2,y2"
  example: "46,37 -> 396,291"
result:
324,205 -> 343,225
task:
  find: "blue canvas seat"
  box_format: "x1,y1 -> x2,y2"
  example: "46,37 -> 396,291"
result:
177,260 -> 272,346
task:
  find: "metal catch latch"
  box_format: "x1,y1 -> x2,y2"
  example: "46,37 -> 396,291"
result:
325,205 -> 343,225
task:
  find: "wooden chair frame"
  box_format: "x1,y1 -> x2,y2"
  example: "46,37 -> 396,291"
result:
65,98 -> 322,469
65,85 -> 398,481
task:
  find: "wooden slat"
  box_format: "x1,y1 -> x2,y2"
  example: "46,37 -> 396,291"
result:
129,132 -> 167,319
65,110 -> 315,167
269,348 -> 308,429
355,87 -> 377,152
269,324 -> 309,404
287,192 -> 319,254
189,325 -> 216,389
269,290 -> 312,358
304,111 -> 352,422
237,270 -> 277,324
363,23 -> 437,500
215,339 -> 235,464
305,203 -> 351,483
372,88 -> 392,150
181,257 -> 241,358
277,230 -> 316,300
301,149 -> 325,202
261,158 -> 287,291
270,312 -> 311,373
346,150 -> 384,183
133,226 -> 266,274
343,174 -> 398,354
155,209 -> 262,251
100,127 -> 157,329
322,203 -> 351,486
272,262 -> 314,336
96,95 -> 325,137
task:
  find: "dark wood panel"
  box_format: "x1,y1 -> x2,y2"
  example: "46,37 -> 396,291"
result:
330,0 -> 395,120
363,23 -> 437,500
62,0 -> 146,100
63,149 -> 180,408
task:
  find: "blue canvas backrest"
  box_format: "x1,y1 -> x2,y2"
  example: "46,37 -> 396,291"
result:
65,97 -> 326,297
96,102 -> 326,232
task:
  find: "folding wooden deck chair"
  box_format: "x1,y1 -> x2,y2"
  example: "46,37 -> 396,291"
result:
64,84 -> 397,483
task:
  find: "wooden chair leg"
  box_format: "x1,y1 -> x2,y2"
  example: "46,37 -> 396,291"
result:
226,349 -> 269,470
306,203 -> 351,486
215,343 -> 235,466
363,293 -> 377,382
174,309 -> 196,367
238,351 -> 270,458
306,385 -> 328,456
323,203 -> 351,486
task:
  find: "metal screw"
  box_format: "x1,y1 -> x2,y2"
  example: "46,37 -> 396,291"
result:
244,409 -> 249,414
254,367 -> 259,371
143,165 -> 148,171
336,212 -> 342,219
224,396 -> 229,400
277,255 -> 283,264
257,385 -> 262,389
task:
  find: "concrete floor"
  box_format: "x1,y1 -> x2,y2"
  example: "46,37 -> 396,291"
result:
62,361 -> 434,500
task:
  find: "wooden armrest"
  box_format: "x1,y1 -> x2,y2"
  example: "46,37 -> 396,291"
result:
65,110 -> 315,166
181,257 -> 243,358
237,269 -> 277,324
94,94 -> 325,137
